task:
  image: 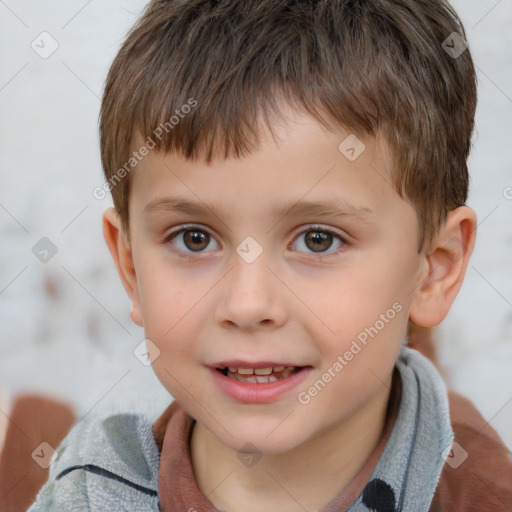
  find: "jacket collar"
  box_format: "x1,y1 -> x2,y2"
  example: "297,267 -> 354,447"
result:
347,346 -> 454,511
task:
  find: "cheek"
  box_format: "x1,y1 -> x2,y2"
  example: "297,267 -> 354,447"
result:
351,244 -> 417,311
135,268 -> 201,369
326,263 -> 407,332
314,256 -> 411,373
135,255 -> 192,329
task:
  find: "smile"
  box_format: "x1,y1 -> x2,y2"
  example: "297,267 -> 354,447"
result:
211,365 -> 312,403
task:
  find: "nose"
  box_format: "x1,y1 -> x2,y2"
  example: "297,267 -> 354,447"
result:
214,250 -> 288,332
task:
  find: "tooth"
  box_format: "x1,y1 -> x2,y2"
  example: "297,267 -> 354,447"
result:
229,373 -> 285,383
237,368 -> 254,375
228,367 -> 237,373
273,366 -> 285,372
254,367 -> 273,375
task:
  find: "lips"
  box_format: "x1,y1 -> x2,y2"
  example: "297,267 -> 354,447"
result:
209,364 -> 313,403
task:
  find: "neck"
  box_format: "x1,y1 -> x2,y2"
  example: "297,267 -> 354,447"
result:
190,373 -> 399,512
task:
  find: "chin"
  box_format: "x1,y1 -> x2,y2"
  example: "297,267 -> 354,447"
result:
215,424 -> 309,456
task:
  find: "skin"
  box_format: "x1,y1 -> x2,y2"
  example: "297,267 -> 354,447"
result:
103,104 -> 477,511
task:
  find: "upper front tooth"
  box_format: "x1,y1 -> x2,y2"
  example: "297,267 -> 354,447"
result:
228,366 -> 291,375
254,367 -> 273,375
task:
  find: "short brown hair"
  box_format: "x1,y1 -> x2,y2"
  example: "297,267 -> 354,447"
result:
99,0 -> 477,252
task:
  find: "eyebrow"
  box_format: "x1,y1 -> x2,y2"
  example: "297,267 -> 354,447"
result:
143,195 -> 375,224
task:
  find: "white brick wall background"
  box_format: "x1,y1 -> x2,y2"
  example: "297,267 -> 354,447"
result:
1,1 -> 511,447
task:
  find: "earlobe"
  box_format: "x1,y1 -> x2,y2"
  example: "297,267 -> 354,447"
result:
409,206 -> 477,327
130,302 -> 143,326
102,208 -> 144,327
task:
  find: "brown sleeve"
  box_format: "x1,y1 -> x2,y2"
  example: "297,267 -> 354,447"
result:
430,390 -> 512,512
0,393 -> 76,512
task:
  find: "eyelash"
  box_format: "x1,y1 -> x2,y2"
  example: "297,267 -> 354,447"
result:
162,224 -> 349,260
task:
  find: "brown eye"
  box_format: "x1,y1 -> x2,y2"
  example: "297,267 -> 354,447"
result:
182,230 -> 210,251
304,231 -> 333,252
292,226 -> 346,258
164,226 -> 220,254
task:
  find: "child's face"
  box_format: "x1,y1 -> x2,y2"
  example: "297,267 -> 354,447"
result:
122,108 -> 427,454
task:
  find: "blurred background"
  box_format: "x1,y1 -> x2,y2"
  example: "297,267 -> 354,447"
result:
1,0 -> 511,446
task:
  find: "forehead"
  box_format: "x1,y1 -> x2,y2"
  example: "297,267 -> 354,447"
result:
128,108 -> 402,224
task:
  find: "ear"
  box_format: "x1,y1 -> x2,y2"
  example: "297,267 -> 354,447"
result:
102,208 -> 143,326
409,206 -> 477,327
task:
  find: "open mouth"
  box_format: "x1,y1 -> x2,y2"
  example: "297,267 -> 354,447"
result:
216,366 -> 303,383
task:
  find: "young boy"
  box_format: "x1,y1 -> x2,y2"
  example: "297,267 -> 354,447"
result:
28,0 -> 512,510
